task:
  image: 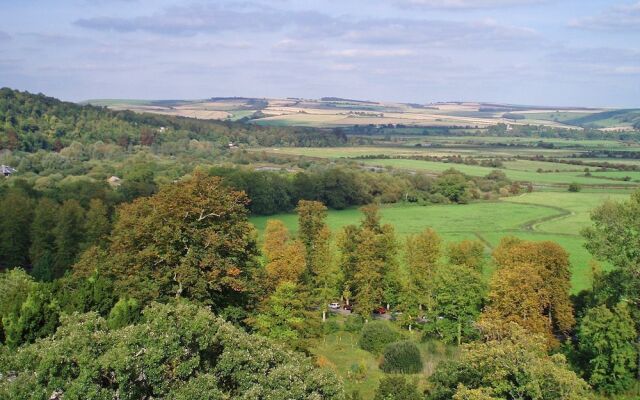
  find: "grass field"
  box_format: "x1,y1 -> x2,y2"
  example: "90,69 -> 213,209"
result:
358,158 -> 637,186
250,190 -> 631,293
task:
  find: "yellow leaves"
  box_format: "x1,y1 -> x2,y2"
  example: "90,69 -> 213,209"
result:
480,262 -> 555,346
492,237 -> 575,334
446,240 -> 485,271
263,220 -> 290,262
263,220 -> 306,289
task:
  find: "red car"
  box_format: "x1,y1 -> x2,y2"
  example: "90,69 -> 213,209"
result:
373,307 -> 387,315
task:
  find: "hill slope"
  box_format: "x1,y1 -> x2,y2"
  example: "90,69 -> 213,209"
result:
0,88 -> 347,152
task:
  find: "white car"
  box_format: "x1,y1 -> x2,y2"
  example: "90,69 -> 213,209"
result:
329,302 -> 341,310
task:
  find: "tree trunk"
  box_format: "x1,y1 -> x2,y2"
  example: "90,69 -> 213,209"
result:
457,320 -> 462,346
322,310 -> 326,322
386,303 -> 390,310
408,324 -> 412,332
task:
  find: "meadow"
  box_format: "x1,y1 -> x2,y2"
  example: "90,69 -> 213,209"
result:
358,158 -> 637,187
251,191 -> 630,293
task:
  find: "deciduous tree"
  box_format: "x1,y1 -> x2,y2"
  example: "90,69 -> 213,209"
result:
426,264 -> 485,345
479,263 -> 554,345
577,302 -> 637,394
427,324 -> 591,400
446,240 -> 484,272
105,172 -> 259,307
492,237 -> 575,334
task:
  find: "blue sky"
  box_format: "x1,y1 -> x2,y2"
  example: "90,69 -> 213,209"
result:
0,0 -> 638,107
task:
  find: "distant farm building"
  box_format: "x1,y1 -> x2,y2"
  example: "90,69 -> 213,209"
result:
1,165 -> 16,177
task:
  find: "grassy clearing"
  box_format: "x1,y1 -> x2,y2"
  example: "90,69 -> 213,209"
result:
310,318 -> 455,398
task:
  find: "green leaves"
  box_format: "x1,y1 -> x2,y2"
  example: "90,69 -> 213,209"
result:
577,302 -> 637,394
0,301 -> 345,400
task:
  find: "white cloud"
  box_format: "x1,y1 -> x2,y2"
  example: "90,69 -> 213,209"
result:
328,48 -> 415,58
391,0 -> 545,9
570,1 -> 640,31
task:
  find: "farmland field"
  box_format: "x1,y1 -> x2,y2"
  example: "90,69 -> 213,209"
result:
358,158 -> 637,186
251,190 -> 630,293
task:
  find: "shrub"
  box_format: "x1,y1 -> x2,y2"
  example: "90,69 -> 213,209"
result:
359,321 -> 401,354
380,341 -> 424,374
344,314 -> 365,333
568,182 -> 581,192
323,320 -> 340,335
107,297 -> 140,329
374,375 -> 422,400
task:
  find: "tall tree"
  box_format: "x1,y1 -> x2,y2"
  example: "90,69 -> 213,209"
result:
404,228 -> 442,310
29,198 -> 59,281
262,220 -> 306,290
583,191 -> 640,378
84,198 -> 111,248
265,240 -> 306,289
427,264 -> 486,345
492,237 -> 575,335
446,240 -> 485,272
254,281 -> 308,345
53,199 -> 85,278
0,190 -> 33,269
352,228 -> 384,321
310,226 -> 338,322
479,262 -> 554,345
262,219 -> 290,262
338,205 -> 399,318
577,302 -> 637,394
296,200 -> 328,280
105,172 -> 259,308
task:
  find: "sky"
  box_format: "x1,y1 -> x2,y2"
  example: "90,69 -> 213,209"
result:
0,0 -> 639,107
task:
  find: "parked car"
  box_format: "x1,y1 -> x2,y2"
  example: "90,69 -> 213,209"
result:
343,304 -> 352,311
373,307 -> 387,315
329,302 -> 341,310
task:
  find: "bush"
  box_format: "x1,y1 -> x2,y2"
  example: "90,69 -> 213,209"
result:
374,375 -> 422,400
380,341 -> 424,374
344,314 -> 365,333
107,297 -> 140,329
323,320 -> 340,335
359,321 -> 401,354
568,182 -> 581,192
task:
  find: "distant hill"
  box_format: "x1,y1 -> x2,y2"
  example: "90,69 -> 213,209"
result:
320,97 -> 378,105
84,95 -> 639,131
0,88 -> 347,152
564,109 -> 640,129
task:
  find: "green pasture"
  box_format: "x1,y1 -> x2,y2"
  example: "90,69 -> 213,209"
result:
251,189 -> 633,293
501,160 -> 583,172
503,191 -> 629,235
522,112 -> 594,124
359,158 -> 638,186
